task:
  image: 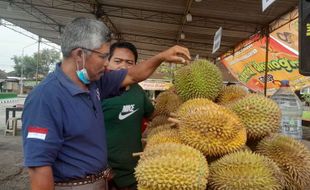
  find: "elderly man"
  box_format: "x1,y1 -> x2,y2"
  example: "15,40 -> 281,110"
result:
22,17 -> 190,190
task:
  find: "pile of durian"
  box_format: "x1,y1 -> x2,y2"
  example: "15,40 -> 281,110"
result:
135,59 -> 310,190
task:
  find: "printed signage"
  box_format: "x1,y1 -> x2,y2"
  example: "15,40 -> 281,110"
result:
212,27 -> 222,54
221,18 -> 310,95
262,0 -> 276,12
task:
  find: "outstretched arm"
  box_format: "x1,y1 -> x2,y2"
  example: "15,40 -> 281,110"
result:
121,45 -> 191,87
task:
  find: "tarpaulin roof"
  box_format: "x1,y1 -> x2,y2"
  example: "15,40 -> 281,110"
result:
0,0 -> 298,61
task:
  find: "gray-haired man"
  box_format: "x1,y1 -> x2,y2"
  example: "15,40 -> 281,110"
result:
22,17 -> 190,190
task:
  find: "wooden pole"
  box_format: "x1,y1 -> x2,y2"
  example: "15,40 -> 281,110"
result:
264,29 -> 270,96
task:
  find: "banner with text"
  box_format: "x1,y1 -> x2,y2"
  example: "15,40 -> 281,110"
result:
221,18 -> 310,95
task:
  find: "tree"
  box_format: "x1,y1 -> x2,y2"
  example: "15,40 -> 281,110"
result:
11,49 -> 61,79
155,62 -> 182,80
0,69 -> 7,79
302,93 -> 310,106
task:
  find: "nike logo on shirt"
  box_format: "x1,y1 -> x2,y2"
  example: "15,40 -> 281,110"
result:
118,104 -> 139,120
118,109 -> 139,120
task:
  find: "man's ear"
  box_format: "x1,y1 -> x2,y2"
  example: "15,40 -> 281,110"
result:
71,48 -> 83,62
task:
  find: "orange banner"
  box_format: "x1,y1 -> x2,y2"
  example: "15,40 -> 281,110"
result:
271,18 -> 298,55
221,18 -> 310,95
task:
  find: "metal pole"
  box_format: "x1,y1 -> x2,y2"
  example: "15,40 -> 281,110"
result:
20,66 -> 23,94
20,42 -> 37,94
264,29 -> 270,96
20,49 -> 24,95
35,36 -> 41,85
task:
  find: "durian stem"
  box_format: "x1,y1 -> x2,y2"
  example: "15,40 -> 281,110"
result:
170,112 -> 178,118
168,117 -> 181,124
132,152 -> 143,157
170,123 -> 179,129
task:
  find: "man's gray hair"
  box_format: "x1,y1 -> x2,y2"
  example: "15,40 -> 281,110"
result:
61,17 -> 111,58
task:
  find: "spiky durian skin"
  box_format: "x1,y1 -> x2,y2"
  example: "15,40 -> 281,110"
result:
144,115 -> 170,137
176,99 -> 247,157
208,151 -> 283,190
256,134 -> 310,190
139,143 -> 204,163
174,59 -> 223,101
229,94 -> 281,140
154,91 -> 183,116
217,85 -> 248,105
176,98 -> 214,116
146,124 -> 175,138
174,65 -> 192,101
135,143 -> 208,190
146,128 -> 181,148
148,115 -> 169,129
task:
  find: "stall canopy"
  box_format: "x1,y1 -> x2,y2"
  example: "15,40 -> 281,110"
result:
0,0 -> 298,61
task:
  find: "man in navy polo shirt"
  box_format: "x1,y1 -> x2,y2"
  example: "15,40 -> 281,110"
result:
22,17 -> 190,190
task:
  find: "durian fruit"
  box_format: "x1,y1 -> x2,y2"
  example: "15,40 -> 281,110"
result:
235,145 -> 252,152
229,94 -> 281,140
143,115 -> 170,137
154,90 -> 183,116
256,134 -> 310,190
167,85 -> 176,93
135,143 -> 208,190
217,85 -> 248,105
176,98 -> 213,116
208,151 -> 284,190
139,143 -> 203,162
146,128 -> 181,147
175,98 -> 247,157
147,124 -> 175,138
174,59 -> 223,101
148,115 -> 169,129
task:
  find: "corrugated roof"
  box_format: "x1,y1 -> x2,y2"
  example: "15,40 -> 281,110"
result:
0,0 -> 298,61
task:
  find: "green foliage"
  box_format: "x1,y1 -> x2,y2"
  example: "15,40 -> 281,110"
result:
302,93 -> 310,105
11,49 -> 61,79
155,62 -> 182,80
0,69 -> 7,79
0,93 -> 17,99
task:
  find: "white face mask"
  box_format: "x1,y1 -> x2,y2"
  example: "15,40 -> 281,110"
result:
76,51 -> 90,84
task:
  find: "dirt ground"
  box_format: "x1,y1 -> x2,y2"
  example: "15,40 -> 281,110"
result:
0,98 -> 29,190
0,131 -> 29,190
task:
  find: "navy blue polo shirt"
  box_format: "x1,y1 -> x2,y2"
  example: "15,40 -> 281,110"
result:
22,63 -> 127,182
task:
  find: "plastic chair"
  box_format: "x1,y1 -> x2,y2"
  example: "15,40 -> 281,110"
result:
4,117 -> 21,136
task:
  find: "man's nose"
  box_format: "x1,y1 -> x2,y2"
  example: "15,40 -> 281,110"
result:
104,60 -> 110,67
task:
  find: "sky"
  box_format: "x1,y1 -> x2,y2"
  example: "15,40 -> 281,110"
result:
0,20 -> 60,73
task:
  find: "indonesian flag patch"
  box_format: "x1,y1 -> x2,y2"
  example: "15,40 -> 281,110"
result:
27,126 -> 48,140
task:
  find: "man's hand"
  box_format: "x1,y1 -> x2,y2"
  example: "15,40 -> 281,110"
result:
157,45 -> 191,64
122,45 -> 191,87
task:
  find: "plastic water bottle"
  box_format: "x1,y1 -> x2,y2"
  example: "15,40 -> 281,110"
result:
271,80 -> 303,139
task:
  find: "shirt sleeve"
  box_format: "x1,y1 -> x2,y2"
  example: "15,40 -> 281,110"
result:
22,89 -> 63,167
96,69 -> 128,99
